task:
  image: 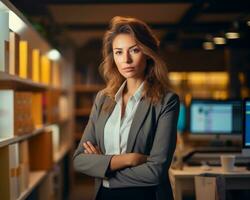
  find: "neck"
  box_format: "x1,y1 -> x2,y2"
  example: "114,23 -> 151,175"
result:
125,78 -> 144,96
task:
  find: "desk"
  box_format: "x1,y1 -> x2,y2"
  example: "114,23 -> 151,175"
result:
169,166 -> 250,200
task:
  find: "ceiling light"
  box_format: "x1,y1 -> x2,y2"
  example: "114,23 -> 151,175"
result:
213,37 -> 226,45
203,42 -> 214,50
225,32 -> 240,39
47,49 -> 61,61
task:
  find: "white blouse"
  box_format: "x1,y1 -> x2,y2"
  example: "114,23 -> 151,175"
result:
103,81 -> 144,187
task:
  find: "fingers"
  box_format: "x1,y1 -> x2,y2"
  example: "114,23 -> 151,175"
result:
83,141 -> 101,154
83,141 -> 97,154
95,145 -> 102,154
87,141 -> 98,153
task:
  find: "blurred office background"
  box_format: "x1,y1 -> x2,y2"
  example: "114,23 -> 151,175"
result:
1,0 -> 250,200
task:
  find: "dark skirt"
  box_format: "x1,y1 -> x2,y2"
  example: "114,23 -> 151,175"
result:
96,186 -> 156,200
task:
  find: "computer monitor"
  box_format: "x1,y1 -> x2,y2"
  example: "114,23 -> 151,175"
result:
177,102 -> 186,133
189,99 -> 242,136
242,98 -> 250,155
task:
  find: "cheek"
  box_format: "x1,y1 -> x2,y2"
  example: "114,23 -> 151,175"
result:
136,55 -> 147,70
113,57 -> 123,72
113,57 -> 120,67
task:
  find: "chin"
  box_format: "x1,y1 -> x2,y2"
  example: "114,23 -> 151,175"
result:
120,71 -> 144,80
125,75 -> 139,79
121,72 -> 136,79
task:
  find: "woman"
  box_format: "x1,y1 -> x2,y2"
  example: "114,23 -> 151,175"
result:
73,16 -> 179,200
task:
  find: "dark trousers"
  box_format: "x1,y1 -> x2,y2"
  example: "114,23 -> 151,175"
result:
96,186 -> 156,200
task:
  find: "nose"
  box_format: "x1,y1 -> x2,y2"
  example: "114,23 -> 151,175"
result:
123,51 -> 132,63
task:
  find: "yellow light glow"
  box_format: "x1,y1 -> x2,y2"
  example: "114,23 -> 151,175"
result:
203,42 -> 214,50
213,37 -> 226,45
187,72 -> 228,86
225,32 -> 240,39
169,72 -> 187,85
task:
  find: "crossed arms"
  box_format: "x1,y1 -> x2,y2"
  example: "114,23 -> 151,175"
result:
73,92 -> 179,187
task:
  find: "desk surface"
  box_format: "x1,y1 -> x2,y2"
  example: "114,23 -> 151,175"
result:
170,166 -> 250,178
170,166 -> 250,200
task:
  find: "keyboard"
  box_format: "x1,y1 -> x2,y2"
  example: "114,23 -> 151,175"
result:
182,146 -> 241,162
206,159 -> 250,167
185,152 -> 250,167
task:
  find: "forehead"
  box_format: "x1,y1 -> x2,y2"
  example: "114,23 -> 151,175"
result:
112,34 -> 137,49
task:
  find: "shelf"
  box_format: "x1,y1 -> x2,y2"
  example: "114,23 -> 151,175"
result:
0,72 -> 71,93
0,125 -> 51,148
0,121 -> 74,148
16,145 -> 71,200
0,72 -> 48,91
17,171 -> 47,200
51,86 -> 69,94
60,87 -> 70,95
54,144 -> 71,163
75,84 -> 104,93
58,118 -> 71,125
75,108 -> 91,116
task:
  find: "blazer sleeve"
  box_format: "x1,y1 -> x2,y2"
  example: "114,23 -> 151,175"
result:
108,93 -> 179,187
73,91 -> 113,179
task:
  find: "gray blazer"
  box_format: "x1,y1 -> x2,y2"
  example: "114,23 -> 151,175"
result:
73,90 -> 179,200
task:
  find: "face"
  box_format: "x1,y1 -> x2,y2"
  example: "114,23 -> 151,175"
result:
112,34 -> 147,80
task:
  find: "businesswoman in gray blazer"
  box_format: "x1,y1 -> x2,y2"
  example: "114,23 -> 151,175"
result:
73,16 -> 179,200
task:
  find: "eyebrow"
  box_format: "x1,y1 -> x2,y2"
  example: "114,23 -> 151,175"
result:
113,44 -> 137,50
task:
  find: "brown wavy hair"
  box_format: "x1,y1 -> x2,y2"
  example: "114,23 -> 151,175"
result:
99,16 -> 171,105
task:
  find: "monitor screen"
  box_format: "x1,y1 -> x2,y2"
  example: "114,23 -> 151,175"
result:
243,99 -> 250,148
190,99 -> 242,135
177,102 -> 186,132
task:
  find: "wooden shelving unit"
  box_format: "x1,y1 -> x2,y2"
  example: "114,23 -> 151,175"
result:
54,144 -> 71,163
75,108 -> 92,116
74,84 -> 104,142
75,84 -> 104,93
0,71 -> 48,91
17,171 -> 46,200
0,125 -> 48,148
0,1 -> 74,199
169,72 -> 230,100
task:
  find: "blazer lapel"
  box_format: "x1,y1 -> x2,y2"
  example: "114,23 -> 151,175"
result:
126,98 -> 151,153
96,96 -> 115,153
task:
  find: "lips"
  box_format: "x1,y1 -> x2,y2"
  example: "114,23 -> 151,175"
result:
122,67 -> 134,71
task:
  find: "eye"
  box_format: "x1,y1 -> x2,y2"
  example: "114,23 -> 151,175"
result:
114,51 -> 122,55
131,48 -> 140,54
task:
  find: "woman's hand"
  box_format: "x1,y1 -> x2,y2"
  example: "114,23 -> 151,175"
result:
83,141 -> 147,171
127,153 -> 147,167
83,141 -> 102,154
110,153 -> 147,171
